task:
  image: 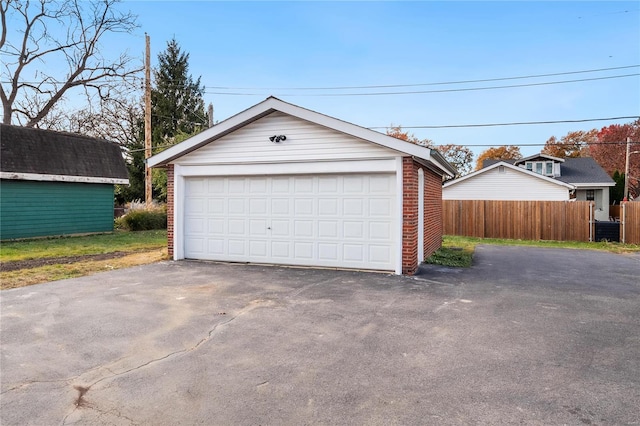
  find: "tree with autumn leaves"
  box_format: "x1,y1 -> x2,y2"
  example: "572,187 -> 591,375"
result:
541,120 -> 640,199
386,126 -> 474,177
474,145 -> 522,170
541,130 -> 596,158
590,120 -> 640,200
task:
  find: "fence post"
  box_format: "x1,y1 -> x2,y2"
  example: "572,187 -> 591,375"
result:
621,202 -> 626,244
589,203 -> 593,243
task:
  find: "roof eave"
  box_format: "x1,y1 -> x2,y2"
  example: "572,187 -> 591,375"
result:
444,161 -> 575,189
148,97 -> 456,177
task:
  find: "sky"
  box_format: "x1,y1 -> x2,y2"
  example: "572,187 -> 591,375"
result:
7,1 -> 640,159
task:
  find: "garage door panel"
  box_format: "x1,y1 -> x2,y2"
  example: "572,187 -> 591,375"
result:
369,198 -> 392,216
318,243 -> 338,261
228,240 -> 245,255
207,179 -> 224,193
208,218 -> 224,234
208,199 -> 224,214
184,174 -> 396,270
271,219 -> 290,236
318,220 -> 338,238
344,221 -> 363,238
188,238 -> 205,254
370,245 -> 391,263
343,176 -> 364,192
294,220 -> 313,237
294,178 -> 313,193
228,178 -> 245,192
271,241 -> 290,258
208,239 -> 224,254
294,198 -> 313,215
343,199 -> 363,215
318,176 -> 338,192
249,198 -> 267,214
319,199 -> 338,215
370,222 -> 391,239
228,219 -> 245,235
249,219 -> 267,235
249,240 -> 268,257
344,244 -> 364,262
186,178 -> 205,194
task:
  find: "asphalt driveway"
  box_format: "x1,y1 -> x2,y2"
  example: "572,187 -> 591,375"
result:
1,246 -> 639,425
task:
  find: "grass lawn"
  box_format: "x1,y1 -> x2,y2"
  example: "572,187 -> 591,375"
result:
426,235 -> 640,268
1,230 -> 168,289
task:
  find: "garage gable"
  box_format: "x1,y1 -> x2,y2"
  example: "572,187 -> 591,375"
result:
148,97 -> 455,178
175,111 -> 400,165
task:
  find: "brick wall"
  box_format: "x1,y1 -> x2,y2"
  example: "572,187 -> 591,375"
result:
423,166 -> 443,258
166,164 -> 174,257
402,157 -> 444,275
402,158 -> 419,274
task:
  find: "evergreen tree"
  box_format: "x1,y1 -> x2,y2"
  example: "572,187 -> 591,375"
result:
150,38 -> 208,202
152,38 -> 208,150
121,38 -> 208,203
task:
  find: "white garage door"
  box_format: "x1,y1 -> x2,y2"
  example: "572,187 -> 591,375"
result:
183,174 -> 397,271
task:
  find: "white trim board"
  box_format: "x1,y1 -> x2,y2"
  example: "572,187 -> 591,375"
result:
0,171 -> 129,185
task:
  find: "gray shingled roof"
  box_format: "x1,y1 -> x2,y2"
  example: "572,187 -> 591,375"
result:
482,157 -> 613,185
1,124 -> 128,180
555,157 -> 614,184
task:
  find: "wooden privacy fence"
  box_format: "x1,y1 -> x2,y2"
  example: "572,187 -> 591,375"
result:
622,202 -> 640,244
443,200 -> 592,242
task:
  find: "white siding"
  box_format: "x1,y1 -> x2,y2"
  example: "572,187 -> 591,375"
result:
175,111 -> 400,166
443,167 -> 570,201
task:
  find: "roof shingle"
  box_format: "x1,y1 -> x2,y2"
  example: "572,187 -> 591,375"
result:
1,124 -> 128,180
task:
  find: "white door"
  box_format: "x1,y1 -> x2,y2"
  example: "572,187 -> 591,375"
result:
183,174 -> 396,271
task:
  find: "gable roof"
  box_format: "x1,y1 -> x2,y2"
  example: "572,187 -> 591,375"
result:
444,161 -> 575,190
0,124 -> 129,184
483,155 -> 614,187
515,153 -> 565,164
148,97 -> 456,177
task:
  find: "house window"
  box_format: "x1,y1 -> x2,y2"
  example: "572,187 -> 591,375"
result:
525,162 -> 533,171
586,189 -> 595,201
535,163 -> 543,174
545,162 -> 553,176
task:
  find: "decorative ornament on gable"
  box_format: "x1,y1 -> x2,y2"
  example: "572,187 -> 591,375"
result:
269,135 -> 287,143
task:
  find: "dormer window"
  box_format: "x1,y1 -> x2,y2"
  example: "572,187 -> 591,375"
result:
546,162 -> 553,175
524,161 -> 556,176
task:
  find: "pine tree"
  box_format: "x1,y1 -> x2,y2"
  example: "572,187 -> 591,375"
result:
152,38 -> 208,150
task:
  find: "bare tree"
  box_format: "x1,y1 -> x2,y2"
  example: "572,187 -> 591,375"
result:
0,0 -> 141,127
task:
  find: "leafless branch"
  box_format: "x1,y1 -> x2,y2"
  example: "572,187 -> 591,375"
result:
1,0 -> 141,126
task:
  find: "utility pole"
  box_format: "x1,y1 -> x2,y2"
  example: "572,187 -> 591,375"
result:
624,137 -> 631,202
144,34 -> 152,208
208,103 -> 214,128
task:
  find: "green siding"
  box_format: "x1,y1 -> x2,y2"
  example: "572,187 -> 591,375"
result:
0,180 -> 114,240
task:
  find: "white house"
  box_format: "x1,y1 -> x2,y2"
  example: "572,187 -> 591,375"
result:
443,153 -> 615,221
148,97 -> 456,275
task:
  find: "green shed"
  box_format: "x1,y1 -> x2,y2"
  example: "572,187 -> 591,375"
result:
0,124 -> 129,240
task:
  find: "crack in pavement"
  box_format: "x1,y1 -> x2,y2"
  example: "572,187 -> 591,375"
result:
60,299 -> 271,425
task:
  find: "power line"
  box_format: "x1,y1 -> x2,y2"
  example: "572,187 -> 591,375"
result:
206,65 -> 640,90
5,64 -> 638,92
203,74 -> 640,96
370,116 -> 640,129
127,140 -> 639,154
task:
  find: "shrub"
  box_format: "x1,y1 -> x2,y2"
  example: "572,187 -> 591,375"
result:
116,209 -> 167,231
